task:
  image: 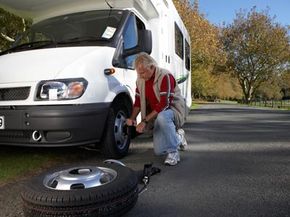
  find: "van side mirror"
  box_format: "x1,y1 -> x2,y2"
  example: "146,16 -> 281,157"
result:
138,29 -> 152,54
123,29 -> 152,57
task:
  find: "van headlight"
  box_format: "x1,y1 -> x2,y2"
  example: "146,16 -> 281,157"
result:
36,78 -> 88,100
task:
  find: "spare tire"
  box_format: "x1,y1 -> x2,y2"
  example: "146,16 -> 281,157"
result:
21,163 -> 138,217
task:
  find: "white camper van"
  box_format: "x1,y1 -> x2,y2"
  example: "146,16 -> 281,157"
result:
0,0 -> 191,158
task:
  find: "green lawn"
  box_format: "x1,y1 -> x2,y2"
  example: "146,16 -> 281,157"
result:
0,147 -> 58,184
191,102 -> 199,109
0,146 -> 98,185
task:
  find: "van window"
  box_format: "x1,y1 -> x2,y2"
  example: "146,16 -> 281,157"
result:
123,16 -> 138,50
11,10 -> 124,51
175,23 -> 184,59
122,15 -> 145,69
185,39 -> 190,70
123,15 -> 138,68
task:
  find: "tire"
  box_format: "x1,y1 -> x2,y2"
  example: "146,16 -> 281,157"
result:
101,99 -> 131,159
21,163 -> 138,217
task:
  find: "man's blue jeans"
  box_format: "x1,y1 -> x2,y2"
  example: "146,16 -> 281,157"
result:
153,109 -> 181,155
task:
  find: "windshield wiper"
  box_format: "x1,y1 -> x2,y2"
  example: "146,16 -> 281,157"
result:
0,36 -> 109,56
57,36 -> 108,44
0,40 -> 56,55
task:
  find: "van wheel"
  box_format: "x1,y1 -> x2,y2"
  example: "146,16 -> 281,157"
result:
101,101 -> 131,159
21,163 -> 138,217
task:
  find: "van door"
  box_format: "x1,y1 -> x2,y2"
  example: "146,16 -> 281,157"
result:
122,14 -> 147,97
160,10 -> 171,69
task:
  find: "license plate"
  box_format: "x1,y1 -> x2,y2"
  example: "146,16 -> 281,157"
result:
0,116 -> 4,129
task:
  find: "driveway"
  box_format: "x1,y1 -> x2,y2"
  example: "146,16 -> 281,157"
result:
1,104 -> 290,217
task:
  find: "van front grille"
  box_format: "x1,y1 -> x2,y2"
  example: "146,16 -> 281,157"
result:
0,130 -> 32,140
0,87 -> 30,101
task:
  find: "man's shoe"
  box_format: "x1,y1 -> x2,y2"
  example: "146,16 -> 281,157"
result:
177,129 -> 187,151
164,151 -> 180,166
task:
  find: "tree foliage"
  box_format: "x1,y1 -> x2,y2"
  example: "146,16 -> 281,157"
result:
0,8 -> 31,51
173,0 -> 238,100
214,73 -> 243,100
255,76 -> 282,99
174,0 -> 225,69
280,71 -> 290,99
221,7 -> 290,103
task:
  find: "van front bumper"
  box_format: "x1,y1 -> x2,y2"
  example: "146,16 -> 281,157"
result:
0,103 -> 110,147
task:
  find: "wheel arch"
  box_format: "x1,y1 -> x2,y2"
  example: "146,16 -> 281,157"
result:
111,92 -> 133,115
99,91 -> 133,140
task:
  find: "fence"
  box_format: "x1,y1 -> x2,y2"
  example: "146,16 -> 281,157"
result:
250,100 -> 290,109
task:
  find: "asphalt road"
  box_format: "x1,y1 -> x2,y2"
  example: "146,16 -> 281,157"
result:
125,104 -> 290,217
1,103 -> 290,217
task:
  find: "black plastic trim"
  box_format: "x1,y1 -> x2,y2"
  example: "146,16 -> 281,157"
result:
0,103 -> 110,147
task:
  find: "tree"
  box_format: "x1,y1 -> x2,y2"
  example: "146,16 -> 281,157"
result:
214,73 -> 243,100
173,0 -> 227,99
191,68 -> 216,99
0,8 -> 31,51
221,7 -> 290,103
255,75 -> 282,100
280,71 -> 290,99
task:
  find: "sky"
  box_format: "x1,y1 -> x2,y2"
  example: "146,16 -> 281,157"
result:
192,0 -> 290,27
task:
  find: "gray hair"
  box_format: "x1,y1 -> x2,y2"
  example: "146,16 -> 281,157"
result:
134,52 -> 158,69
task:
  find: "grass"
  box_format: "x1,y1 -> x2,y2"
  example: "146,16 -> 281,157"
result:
191,102 -> 199,109
0,146 -> 99,186
0,147 -> 59,185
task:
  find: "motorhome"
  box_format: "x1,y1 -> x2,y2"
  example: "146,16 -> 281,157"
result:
0,0 -> 191,158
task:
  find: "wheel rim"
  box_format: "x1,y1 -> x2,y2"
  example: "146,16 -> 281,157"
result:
43,166 -> 117,190
114,110 -> 128,150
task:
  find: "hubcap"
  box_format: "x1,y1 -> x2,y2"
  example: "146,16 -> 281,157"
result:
114,110 -> 128,150
43,166 -> 117,190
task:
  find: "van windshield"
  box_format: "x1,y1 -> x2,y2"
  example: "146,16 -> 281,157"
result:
9,10 -> 124,52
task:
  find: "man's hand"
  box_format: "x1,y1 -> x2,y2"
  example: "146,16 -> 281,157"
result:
136,122 -> 146,133
126,119 -> 136,126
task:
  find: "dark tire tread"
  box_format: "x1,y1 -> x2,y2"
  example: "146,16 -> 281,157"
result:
21,164 -> 138,217
101,98 -> 131,159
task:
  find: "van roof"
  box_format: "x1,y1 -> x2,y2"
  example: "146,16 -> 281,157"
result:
0,0 -> 158,22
